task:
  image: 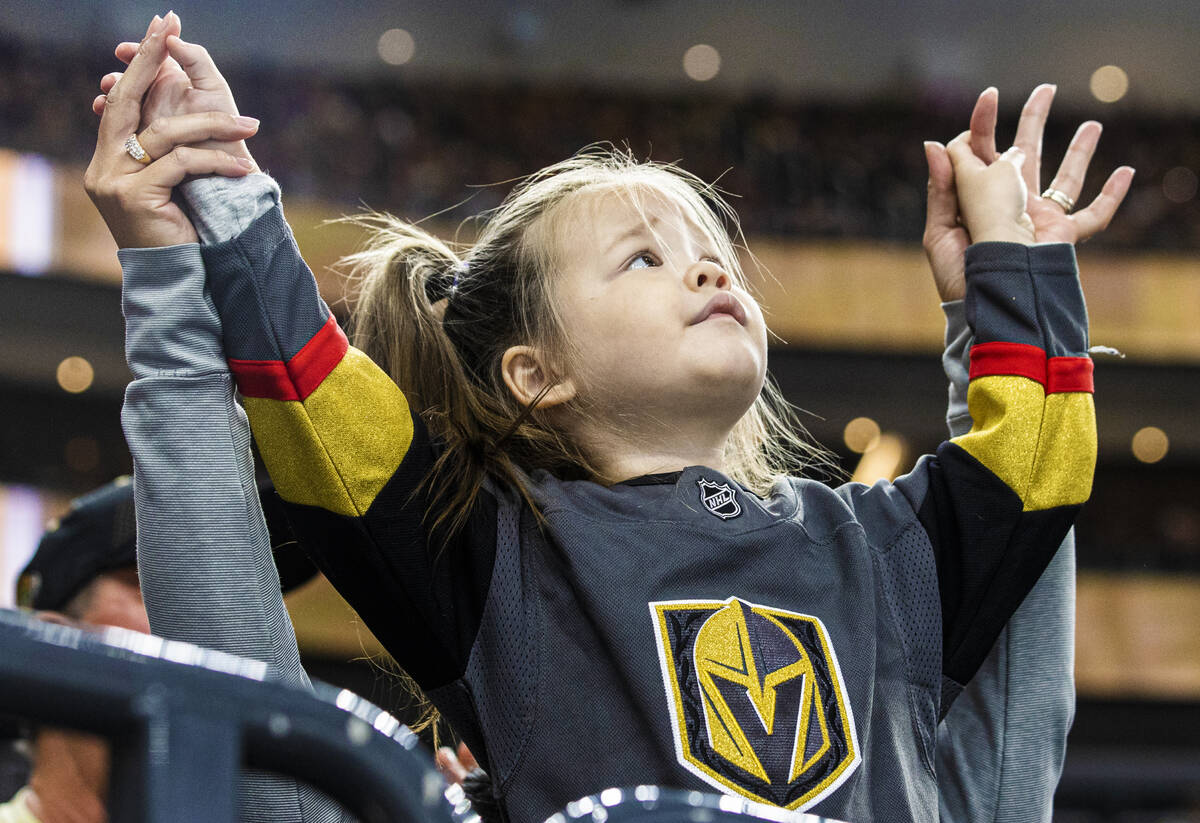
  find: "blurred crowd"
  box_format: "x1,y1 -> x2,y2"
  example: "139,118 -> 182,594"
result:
3,34 -> 1199,249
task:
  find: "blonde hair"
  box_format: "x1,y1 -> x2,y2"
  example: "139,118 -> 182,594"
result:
344,146 -> 832,534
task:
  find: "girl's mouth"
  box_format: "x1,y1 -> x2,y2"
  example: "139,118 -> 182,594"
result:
691,293 -> 747,326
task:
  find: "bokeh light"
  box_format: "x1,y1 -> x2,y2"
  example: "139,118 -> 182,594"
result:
1090,65 -> 1129,103
843,416 -> 881,454
682,44 -> 721,82
55,356 -> 94,394
850,433 -> 907,485
1132,426 -> 1169,463
378,28 -> 415,66
1162,166 -> 1198,204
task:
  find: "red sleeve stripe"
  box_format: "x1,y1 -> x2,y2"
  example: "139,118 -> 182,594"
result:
969,341 -> 1047,385
229,316 -> 349,401
1047,356 -> 1094,394
228,359 -> 297,401
288,316 -> 350,399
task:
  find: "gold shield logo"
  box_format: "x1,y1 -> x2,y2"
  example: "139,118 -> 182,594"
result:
650,597 -> 859,809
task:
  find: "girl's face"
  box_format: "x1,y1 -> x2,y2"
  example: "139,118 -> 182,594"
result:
549,186 -> 768,432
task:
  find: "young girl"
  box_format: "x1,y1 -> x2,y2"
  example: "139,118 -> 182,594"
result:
90,15 -> 1130,823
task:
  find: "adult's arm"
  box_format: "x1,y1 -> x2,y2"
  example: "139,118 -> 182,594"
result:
935,298 -> 1075,823
120,238 -> 341,822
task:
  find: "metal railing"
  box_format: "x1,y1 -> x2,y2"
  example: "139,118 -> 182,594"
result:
1,609 -> 850,823
0,608 -> 455,823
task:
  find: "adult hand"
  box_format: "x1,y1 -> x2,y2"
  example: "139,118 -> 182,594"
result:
1009,84 -> 1134,244
922,85 -> 1135,301
92,11 -> 257,171
84,15 -> 259,248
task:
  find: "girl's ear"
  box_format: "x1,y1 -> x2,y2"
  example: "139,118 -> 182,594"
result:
501,345 -> 576,408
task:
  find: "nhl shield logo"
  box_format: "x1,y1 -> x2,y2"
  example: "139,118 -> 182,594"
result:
649,597 -> 860,810
697,477 -> 741,520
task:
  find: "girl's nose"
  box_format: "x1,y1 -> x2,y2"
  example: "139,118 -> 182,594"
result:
687,259 -> 730,291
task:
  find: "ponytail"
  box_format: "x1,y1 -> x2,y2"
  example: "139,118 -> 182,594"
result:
340,212 -> 586,544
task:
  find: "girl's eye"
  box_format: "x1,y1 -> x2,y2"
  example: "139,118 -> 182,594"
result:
627,252 -> 660,270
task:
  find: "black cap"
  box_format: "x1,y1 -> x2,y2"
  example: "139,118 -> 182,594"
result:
16,477 -> 317,612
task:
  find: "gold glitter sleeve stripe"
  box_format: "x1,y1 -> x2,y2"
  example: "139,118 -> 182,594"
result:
243,346 -> 414,517
951,374 -> 1094,512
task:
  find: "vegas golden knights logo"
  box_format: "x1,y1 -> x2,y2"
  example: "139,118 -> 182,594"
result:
650,597 -> 859,810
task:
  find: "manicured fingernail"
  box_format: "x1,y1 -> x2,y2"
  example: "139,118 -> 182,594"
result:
237,158 -> 255,170
235,116 -> 260,129
150,15 -> 166,35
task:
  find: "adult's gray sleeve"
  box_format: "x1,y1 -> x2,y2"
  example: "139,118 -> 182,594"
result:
179,174 -> 280,245
935,299 -> 1076,823
120,243 -> 341,822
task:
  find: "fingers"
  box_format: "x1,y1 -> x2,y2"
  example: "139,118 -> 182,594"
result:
117,6 -> 178,65
946,131 -> 987,173
923,140 -> 959,230
135,111 -> 260,160
93,71 -> 121,115
99,15 -> 171,137
968,87 -> 998,163
140,145 -> 255,189
1072,166 -> 1136,239
455,742 -> 478,772
1045,121 -> 1102,203
167,33 -> 230,94
162,10 -> 182,41
1012,84 -> 1056,193
115,42 -> 138,65
435,747 -> 468,784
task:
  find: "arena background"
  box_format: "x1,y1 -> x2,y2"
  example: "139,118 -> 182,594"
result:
1,2 -> 1198,819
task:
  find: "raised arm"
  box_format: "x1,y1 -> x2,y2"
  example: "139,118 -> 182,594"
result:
922,86 -> 1130,823
839,103 -> 1102,723
935,292 -> 1078,823
92,14 -> 497,695
121,242 -> 345,823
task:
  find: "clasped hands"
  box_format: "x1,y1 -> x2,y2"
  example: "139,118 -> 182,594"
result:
84,12 -> 257,249
84,13 -> 1133,286
924,85 -> 1134,301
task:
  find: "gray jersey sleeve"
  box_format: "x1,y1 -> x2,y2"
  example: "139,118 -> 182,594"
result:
120,243 -> 342,822
935,299 -> 1076,823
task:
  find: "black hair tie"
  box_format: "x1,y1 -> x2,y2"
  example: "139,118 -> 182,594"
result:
425,261 -> 467,304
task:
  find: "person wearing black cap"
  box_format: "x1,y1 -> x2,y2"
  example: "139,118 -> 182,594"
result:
3,477 -> 150,823
1,477 -> 316,823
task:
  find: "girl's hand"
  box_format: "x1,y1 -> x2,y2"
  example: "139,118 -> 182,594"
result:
92,11 -> 257,172
84,15 -> 259,248
947,134 -> 1035,245
922,88 -> 998,301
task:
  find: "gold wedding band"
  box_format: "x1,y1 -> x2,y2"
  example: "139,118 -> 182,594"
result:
1041,187 -> 1075,214
124,134 -> 152,166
